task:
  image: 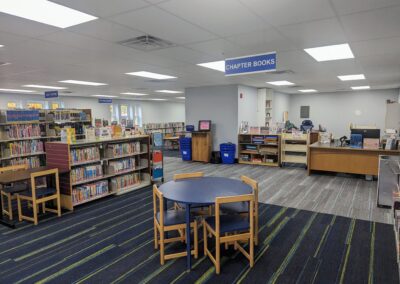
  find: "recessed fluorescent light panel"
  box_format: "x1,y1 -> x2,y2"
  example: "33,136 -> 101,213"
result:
150,98 -> 167,101
176,97 -> 185,99
23,84 -> 67,90
120,92 -> 148,96
351,86 -> 370,90
0,45 -> 4,47
59,80 -> 107,86
0,0 -> 97,28
155,90 -> 183,94
91,95 -> 118,98
304,44 -> 354,62
0,88 -> 35,93
197,61 -> 225,72
126,71 -> 176,80
337,74 -> 365,81
298,89 -> 317,93
266,80 -> 295,86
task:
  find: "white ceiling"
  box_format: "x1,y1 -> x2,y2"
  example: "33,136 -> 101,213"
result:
0,0 -> 400,101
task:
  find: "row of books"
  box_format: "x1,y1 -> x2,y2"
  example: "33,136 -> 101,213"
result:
3,124 -> 41,139
71,164 -> 103,183
110,173 -> 141,191
108,158 -> 135,174
106,142 -> 141,157
5,110 -> 40,122
72,180 -> 109,204
70,147 -> 100,164
2,140 -> 44,157
2,156 -> 41,168
143,122 -> 184,129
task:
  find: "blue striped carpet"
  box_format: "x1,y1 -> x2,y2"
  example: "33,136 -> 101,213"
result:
0,186 -> 398,284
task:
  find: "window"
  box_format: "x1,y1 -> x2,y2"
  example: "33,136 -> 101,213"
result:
120,105 -> 128,117
7,102 -> 17,109
27,102 -> 43,109
51,103 -> 59,110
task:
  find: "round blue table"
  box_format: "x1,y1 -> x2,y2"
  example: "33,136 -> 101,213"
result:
159,177 -> 252,270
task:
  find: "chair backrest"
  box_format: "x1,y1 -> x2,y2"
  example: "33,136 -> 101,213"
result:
0,164 -> 28,174
173,172 -> 204,181
240,175 -> 258,207
30,168 -> 59,199
153,184 -> 164,226
214,194 -> 254,236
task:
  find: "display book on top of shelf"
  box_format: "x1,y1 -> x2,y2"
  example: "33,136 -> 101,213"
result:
238,134 -> 281,166
281,131 -> 310,167
45,135 -> 151,211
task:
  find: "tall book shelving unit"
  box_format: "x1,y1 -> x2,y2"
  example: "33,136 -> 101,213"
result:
45,136 -> 151,210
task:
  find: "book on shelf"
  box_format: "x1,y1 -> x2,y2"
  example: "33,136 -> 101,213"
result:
71,164 -> 103,184
110,173 -> 142,192
5,110 -> 40,122
1,140 -> 44,157
106,142 -> 141,158
107,157 -> 136,174
72,180 -> 109,204
2,124 -> 41,140
70,146 -> 100,164
2,156 -> 41,168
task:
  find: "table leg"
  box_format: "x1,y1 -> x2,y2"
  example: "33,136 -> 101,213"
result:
185,203 -> 191,270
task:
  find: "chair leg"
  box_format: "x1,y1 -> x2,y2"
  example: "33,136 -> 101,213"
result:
255,216 -> 259,246
42,202 -> 46,214
17,195 -> 22,222
193,220 -> 198,259
160,229 -> 165,265
216,235 -> 220,274
0,192 -> 4,216
56,196 -> 61,217
225,233 -> 229,250
154,221 -> 158,249
33,202 -> 38,225
7,193 -> 13,220
203,220 -> 207,256
250,236 -> 254,267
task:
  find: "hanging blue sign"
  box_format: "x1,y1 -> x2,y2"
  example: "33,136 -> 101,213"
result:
44,90 -> 58,98
98,98 -> 112,103
225,52 -> 276,76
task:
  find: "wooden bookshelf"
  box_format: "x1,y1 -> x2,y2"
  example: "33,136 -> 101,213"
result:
238,134 -> 281,167
45,135 -> 151,210
281,132 -> 309,167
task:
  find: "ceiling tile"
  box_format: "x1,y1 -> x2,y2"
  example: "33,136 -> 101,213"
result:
351,37 -> 400,57
340,6 -> 400,41
67,19 -> 142,43
52,0 -> 150,18
110,6 -> 216,44
0,14 -> 59,37
150,46 -> 214,65
277,18 -> 348,48
331,0 -> 400,15
241,0 -> 335,26
159,0 -> 268,37
186,39 -> 244,58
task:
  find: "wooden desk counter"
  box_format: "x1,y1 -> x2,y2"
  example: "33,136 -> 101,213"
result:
308,142 -> 400,176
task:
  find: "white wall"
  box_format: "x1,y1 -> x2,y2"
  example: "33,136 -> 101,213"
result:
0,93 -> 185,124
288,89 -> 399,137
238,85 -> 258,126
273,92 -> 290,123
185,85 -> 238,150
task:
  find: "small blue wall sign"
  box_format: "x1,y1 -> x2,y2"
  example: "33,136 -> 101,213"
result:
44,90 -> 59,98
225,52 -> 276,76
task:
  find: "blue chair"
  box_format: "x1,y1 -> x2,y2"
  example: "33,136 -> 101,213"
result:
153,184 -> 198,265
203,193 -> 255,274
300,120 -> 314,132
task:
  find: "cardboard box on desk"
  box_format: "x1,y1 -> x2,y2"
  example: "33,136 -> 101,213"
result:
363,138 -> 380,149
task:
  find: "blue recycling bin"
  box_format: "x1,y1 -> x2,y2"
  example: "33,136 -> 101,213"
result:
179,137 -> 192,161
220,143 -> 236,164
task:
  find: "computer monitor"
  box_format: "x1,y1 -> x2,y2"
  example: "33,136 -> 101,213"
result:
351,128 -> 380,139
198,120 -> 211,131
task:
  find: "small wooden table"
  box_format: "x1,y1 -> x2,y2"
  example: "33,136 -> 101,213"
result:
0,166 -> 67,228
308,142 -> 400,176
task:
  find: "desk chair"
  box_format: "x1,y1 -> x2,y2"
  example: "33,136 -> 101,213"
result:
173,172 -> 211,215
220,176 -> 259,245
17,169 -> 61,225
153,184 -> 198,265
203,194 -> 254,274
0,164 -> 29,220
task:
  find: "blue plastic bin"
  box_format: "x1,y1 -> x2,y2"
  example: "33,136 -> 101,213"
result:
220,143 -> 236,164
179,137 -> 192,161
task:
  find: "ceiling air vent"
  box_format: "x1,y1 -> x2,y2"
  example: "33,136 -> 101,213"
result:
118,35 -> 175,51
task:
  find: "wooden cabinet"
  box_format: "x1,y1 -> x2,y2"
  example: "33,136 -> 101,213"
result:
192,132 -> 212,163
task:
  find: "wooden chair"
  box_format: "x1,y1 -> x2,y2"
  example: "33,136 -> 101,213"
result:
17,168 -> 61,225
203,194 -> 254,274
220,175 -> 259,245
153,184 -> 198,265
0,164 -> 29,220
173,172 -> 211,215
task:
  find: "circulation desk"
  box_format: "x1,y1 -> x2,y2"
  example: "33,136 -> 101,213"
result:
308,142 -> 400,176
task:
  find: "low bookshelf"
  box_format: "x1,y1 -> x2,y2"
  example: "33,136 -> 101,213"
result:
238,134 -> 280,167
45,136 -> 151,210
